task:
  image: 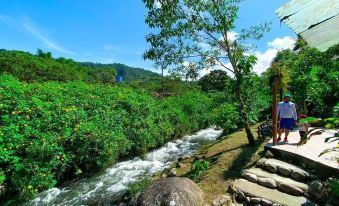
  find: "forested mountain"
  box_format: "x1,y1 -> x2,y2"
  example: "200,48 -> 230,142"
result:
80,62 -> 159,81
0,49 -> 117,84
0,49 -> 158,83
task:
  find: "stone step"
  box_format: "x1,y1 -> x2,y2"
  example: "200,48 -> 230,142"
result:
256,158 -> 313,181
235,178 -> 310,206
244,167 -> 309,192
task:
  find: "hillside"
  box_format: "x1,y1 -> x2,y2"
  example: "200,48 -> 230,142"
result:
80,62 -> 160,81
0,49 -> 159,84
0,49 -> 116,84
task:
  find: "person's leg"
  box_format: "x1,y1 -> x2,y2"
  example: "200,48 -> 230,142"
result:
299,131 -> 306,139
277,119 -> 282,141
284,118 -> 293,142
284,129 -> 289,140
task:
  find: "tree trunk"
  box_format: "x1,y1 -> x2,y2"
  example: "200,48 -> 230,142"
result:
272,78 -> 278,146
235,75 -> 255,145
279,87 -> 283,102
161,67 -> 164,95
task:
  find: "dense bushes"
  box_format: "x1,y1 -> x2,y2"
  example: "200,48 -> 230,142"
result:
211,103 -> 239,135
0,74 -> 214,201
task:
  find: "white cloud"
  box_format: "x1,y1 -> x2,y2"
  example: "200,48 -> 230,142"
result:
21,16 -> 76,55
227,31 -> 238,42
252,48 -> 279,74
197,62 -> 234,79
0,14 -> 76,55
268,36 -> 295,50
252,36 -> 295,74
197,36 -> 296,77
154,1 -> 162,8
219,31 -> 238,42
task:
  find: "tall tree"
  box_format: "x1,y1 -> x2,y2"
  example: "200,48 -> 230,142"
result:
143,0 -> 270,145
198,70 -> 230,92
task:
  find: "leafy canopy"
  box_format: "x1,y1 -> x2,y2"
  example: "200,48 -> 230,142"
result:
143,0 -> 270,76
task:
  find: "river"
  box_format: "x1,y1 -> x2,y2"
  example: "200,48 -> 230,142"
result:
26,127 -> 223,206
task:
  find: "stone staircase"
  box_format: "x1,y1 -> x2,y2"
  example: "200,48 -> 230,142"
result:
233,157 -> 317,206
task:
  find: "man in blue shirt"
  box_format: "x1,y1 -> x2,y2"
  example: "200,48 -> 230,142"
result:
277,93 -> 298,142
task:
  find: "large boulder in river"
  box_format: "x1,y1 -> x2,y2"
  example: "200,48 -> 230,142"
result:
137,177 -> 204,206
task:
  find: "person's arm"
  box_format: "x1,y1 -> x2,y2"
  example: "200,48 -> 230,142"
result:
292,103 -> 298,124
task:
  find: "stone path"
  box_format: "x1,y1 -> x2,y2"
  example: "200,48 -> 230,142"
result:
265,128 -> 338,171
236,179 -> 308,206
234,156 -> 316,205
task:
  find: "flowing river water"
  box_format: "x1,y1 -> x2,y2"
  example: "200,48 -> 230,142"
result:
25,127 -> 223,206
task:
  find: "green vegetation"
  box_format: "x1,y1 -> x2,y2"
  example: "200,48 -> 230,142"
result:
331,179 -> 339,198
0,74 -> 214,201
0,49 -> 159,84
123,177 -> 153,201
173,123 -> 265,203
143,0 -> 271,145
0,9 -> 337,205
80,62 -> 159,81
198,70 -> 231,93
267,42 -> 339,117
191,160 -> 210,180
121,76 -> 199,96
211,103 -> 239,135
0,49 -> 90,83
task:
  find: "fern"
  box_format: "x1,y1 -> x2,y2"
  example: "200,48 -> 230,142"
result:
191,160 -> 210,180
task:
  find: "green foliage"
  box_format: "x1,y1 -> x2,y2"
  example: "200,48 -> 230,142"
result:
271,42 -> 339,117
324,117 -> 339,129
333,103 -> 339,118
123,76 -> 200,96
0,74 -> 214,201
299,117 -> 320,124
142,0 -> 271,145
191,160 -> 209,180
0,49 -> 117,84
87,68 -> 117,84
198,70 -> 231,92
80,62 -> 159,81
241,73 -> 271,123
123,177 -> 152,201
211,103 -> 239,135
0,173 -> 5,184
331,179 -> 339,198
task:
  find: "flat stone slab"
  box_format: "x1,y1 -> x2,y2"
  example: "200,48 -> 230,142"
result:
235,179 -> 309,206
264,158 -> 309,177
265,128 -> 339,172
245,168 -> 309,191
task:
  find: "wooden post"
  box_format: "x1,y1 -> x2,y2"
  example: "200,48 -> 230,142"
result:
272,77 -> 278,146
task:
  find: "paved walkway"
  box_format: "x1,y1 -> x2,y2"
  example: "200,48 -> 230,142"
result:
265,128 -> 338,170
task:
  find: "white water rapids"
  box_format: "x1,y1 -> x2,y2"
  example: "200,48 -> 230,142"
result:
26,128 -> 223,206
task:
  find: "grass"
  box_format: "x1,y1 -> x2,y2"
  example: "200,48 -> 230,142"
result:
175,123 -> 267,203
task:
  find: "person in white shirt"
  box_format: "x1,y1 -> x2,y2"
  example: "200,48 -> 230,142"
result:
277,93 -> 298,143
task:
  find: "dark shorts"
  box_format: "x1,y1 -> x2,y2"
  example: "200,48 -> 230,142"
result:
280,118 -> 294,130
299,131 -> 306,138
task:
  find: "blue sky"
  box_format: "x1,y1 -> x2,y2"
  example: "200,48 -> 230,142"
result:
0,0 -> 295,73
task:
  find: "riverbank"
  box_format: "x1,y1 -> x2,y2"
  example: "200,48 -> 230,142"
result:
170,123 -> 266,203
21,128 -> 223,206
